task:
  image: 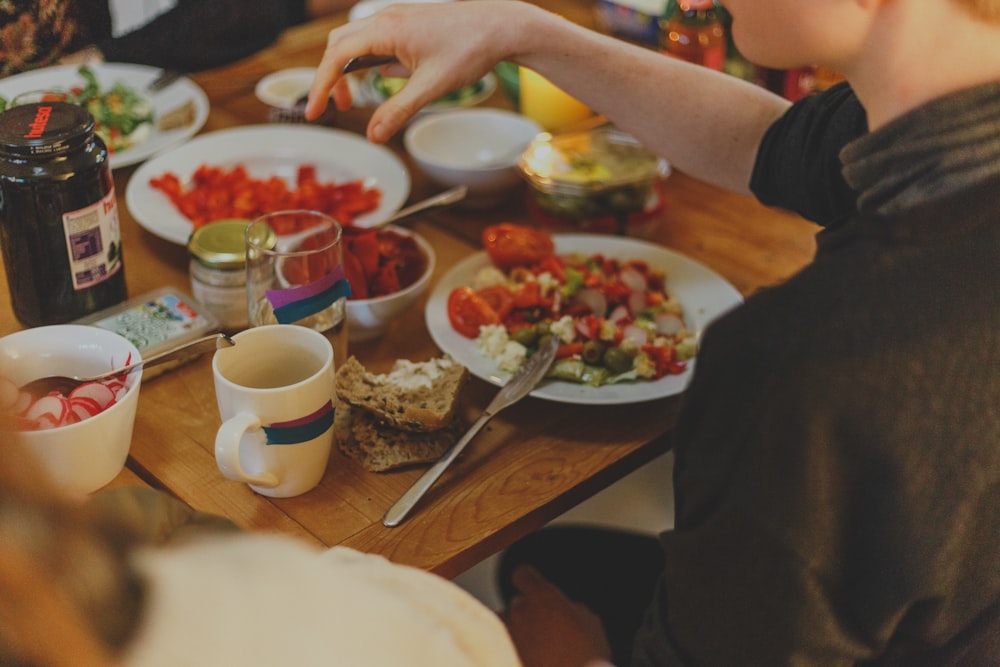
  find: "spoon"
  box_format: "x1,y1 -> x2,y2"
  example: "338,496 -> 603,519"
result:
373,185 -> 467,229
278,185 -> 467,246
20,332 -> 235,398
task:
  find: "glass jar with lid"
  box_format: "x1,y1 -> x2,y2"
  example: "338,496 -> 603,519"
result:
517,125 -> 670,237
188,219 -> 251,331
0,101 -> 127,326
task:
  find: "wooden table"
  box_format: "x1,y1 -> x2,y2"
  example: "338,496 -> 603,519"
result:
0,2 -> 817,579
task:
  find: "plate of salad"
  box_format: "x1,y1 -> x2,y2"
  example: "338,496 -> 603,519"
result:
425,225 -> 743,404
0,63 -> 209,169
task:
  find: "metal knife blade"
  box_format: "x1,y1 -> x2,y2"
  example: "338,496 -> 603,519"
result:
342,54 -> 399,74
382,335 -> 560,527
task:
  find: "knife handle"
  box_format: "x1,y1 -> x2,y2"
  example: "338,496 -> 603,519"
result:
382,412 -> 492,527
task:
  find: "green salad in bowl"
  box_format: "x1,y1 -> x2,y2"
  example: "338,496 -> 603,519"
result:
367,71 -> 496,110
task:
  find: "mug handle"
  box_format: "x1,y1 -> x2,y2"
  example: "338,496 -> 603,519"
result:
215,412 -> 280,488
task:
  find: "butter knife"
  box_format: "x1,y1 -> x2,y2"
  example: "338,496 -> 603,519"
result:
382,335 -> 561,527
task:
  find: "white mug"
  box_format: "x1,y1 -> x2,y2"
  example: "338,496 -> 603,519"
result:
213,325 -> 335,497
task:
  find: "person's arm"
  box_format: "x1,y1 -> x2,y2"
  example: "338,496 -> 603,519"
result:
307,0 -> 789,195
95,0 -> 304,72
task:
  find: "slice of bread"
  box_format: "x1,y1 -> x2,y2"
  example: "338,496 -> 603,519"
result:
334,404 -> 465,472
335,356 -> 467,432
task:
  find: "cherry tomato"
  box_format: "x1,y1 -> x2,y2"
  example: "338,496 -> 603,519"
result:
447,287 -> 501,338
476,285 -> 515,321
482,223 -> 555,269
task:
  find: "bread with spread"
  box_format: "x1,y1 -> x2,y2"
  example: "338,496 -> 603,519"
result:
334,355 -> 468,472
335,355 -> 467,432
334,404 -> 466,472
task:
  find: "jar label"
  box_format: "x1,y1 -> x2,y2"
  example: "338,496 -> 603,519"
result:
62,187 -> 123,291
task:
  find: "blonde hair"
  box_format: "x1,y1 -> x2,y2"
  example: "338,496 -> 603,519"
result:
0,442 -> 143,666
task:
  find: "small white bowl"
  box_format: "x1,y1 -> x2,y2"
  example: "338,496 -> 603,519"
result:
346,226 -> 436,343
255,67 -> 317,109
404,109 -> 542,204
348,0 -> 454,22
0,325 -> 142,496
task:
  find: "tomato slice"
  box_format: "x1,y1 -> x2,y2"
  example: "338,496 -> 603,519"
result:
482,223 -> 555,269
447,287 -> 501,338
476,285 -> 515,321
342,247 -> 369,299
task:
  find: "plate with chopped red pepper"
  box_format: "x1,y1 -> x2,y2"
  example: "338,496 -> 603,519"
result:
425,225 -> 743,404
125,125 -> 410,245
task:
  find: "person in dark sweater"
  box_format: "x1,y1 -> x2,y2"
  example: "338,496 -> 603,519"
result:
1,0 -> 351,77
304,1 -> 1000,665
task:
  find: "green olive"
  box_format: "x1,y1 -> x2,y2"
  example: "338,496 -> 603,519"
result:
511,326 -> 539,347
582,340 -> 605,365
602,346 -> 634,374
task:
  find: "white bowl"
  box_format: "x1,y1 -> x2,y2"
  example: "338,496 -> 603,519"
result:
0,325 -> 142,496
348,0 -> 454,22
403,109 -> 542,203
255,67 -> 316,109
346,226 -> 436,343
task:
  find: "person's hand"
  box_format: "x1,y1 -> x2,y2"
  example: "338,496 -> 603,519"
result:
306,1 -> 539,143
502,565 -> 613,667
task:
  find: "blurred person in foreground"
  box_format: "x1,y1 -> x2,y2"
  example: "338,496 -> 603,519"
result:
0,438 -> 520,666
0,0 -> 354,78
305,1 -> 1000,665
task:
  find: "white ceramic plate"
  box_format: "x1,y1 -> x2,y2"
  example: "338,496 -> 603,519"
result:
125,125 -> 411,245
425,234 -> 744,405
0,63 -> 209,169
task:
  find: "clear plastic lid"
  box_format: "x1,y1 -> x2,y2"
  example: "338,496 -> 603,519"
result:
517,125 -> 669,196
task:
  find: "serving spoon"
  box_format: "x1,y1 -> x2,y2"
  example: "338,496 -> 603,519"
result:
20,332 -> 235,398
277,185 -> 468,248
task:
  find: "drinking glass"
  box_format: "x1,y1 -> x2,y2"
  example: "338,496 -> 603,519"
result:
245,210 -> 349,366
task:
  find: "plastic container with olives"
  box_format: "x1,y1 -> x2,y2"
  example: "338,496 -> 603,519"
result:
516,125 -> 670,235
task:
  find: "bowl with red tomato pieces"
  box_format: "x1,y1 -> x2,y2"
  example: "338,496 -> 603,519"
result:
0,325 -> 142,496
342,225 -> 436,343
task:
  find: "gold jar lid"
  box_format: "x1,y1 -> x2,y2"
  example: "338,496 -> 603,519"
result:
188,219 -> 251,269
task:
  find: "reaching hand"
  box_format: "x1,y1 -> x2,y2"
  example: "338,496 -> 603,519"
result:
502,565 -> 613,667
306,1 -> 535,143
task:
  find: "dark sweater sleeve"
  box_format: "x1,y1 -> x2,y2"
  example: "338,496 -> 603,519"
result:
95,0 -> 309,72
749,82 -> 868,227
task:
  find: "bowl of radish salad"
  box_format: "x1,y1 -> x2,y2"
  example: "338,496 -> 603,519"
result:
445,224 -> 700,387
0,325 -> 142,495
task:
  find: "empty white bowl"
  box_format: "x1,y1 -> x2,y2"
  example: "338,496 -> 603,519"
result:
0,325 -> 142,496
403,109 -> 542,204
346,226 -> 436,343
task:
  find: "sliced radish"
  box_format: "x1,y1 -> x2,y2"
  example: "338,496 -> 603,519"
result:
24,395 -> 69,424
655,312 -> 686,336
573,288 -> 607,317
69,395 -> 103,417
608,304 -> 630,324
620,267 -> 647,292
622,324 -> 649,346
69,382 -> 116,409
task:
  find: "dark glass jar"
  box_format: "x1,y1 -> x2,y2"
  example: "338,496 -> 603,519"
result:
0,102 -> 127,327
